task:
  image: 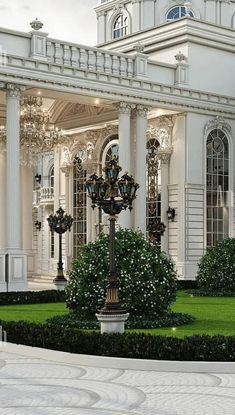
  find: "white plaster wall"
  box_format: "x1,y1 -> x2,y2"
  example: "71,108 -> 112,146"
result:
188,44 -> 235,96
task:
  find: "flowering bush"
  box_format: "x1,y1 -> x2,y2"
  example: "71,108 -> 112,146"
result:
197,238 -> 235,293
66,228 -> 178,319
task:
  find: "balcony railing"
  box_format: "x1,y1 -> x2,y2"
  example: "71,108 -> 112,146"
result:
33,187 -> 54,206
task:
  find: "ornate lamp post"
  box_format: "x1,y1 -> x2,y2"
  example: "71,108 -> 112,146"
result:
85,158 -> 139,334
47,207 -> 73,291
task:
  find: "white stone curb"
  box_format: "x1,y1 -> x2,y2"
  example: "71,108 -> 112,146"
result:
1,342 -> 235,373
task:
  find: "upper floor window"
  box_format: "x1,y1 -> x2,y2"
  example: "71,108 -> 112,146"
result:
166,6 -> 194,21
49,166 -> 54,188
113,14 -> 128,39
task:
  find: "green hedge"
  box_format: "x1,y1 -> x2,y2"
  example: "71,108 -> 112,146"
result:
1,320 -> 235,361
177,280 -> 198,290
0,290 -> 65,305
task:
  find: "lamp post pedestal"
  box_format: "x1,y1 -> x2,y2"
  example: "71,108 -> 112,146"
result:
96,313 -> 130,334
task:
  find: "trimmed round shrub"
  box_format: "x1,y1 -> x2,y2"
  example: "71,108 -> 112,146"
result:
197,238 -> 235,293
66,228 -> 178,320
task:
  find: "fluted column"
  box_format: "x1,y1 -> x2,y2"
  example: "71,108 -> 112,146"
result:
118,102 -> 132,229
134,105 -> 149,235
6,84 -> 22,250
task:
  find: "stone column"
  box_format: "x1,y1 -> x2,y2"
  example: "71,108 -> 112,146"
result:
0,150 -> 6,291
21,164 -> 34,276
0,151 -> 6,250
118,102 -> 132,229
158,152 -> 172,253
5,83 -> 27,291
134,105 -> 149,235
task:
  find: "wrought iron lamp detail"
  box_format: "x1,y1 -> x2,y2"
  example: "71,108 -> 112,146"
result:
167,207 -> 176,221
35,221 -> 42,231
85,158 -> 139,333
47,207 -> 73,290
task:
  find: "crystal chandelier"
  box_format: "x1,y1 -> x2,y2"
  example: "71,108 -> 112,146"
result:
0,96 -> 67,159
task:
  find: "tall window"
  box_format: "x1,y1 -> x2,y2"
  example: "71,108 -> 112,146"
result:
167,6 -> 194,21
49,166 -> 54,188
113,14 -> 128,39
206,129 -> 229,246
73,157 -> 87,258
146,139 -> 161,236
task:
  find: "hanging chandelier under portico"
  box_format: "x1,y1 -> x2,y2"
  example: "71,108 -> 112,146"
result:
0,95 -> 68,163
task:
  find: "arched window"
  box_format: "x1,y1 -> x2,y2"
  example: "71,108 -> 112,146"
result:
105,143 -> 119,163
166,6 -> 194,21
113,14 -> 128,39
206,129 -> 229,246
49,166 -> 54,188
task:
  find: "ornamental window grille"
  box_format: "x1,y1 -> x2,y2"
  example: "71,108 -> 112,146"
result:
166,6 -> 194,21
73,157 -> 87,258
146,139 -> 161,237
113,14 -> 128,39
206,129 -> 229,247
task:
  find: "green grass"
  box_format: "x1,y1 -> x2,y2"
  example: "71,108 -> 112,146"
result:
0,303 -> 68,323
0,292 -> 234,337
133,291 -> 235,337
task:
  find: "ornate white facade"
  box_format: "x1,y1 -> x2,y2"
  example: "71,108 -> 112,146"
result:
0,0 -> 234,290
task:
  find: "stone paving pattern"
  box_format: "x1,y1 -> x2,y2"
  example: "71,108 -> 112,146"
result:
0,351 -> 234,414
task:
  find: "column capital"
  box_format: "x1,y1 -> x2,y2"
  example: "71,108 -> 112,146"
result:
116,102 -> 135,115
135,104 -> 151,118
157,148 -> 173,164
6,83 -> 25,98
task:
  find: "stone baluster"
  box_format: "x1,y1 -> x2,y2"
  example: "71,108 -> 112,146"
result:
96,51 -> 103,72
127,58 -> 134,77
71,46 -> 78,67
79,48 -> 87,69
88,50 -> 95,71
63,45 -> 71,66
104,53 -> 112,74
112,55 -> 119,75
120,57 -> 127,77
54,43 -> 62,64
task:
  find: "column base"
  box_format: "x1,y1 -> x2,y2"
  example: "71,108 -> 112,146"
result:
4,252 -> 28,292
96,313 -> 129,334
0,254 -> 7,292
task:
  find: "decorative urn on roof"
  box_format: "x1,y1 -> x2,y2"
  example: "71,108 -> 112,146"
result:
30,18 -> 44,31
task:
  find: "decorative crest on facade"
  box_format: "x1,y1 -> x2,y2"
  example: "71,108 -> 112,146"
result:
204,116 -> 232,137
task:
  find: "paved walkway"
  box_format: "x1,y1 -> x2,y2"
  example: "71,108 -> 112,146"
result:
0,344 -> 234,414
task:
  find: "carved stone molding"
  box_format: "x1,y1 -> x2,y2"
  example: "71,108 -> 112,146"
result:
135,104 -> 150,118
116,102 -> 134,115
6,83 -> 25,98
157,147 -> 173,164
204,116 -> 232,137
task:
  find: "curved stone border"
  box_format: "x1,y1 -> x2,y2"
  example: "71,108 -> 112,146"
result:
1,342 -> 235,374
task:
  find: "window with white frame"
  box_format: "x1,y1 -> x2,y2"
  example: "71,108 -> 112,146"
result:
206,129 -> 229,247
113,14 -> 128,39
166,6 -> 194,21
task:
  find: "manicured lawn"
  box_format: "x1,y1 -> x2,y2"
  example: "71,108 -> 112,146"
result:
134,291 -> 235,337
0,291 -> 234,337
0,303 -> 68,323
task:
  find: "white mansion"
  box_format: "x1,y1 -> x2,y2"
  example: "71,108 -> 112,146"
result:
0,0 -> 234,291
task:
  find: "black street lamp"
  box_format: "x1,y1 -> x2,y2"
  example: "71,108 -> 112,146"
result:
47,207 -> 73,290
85,158 -> 139,331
